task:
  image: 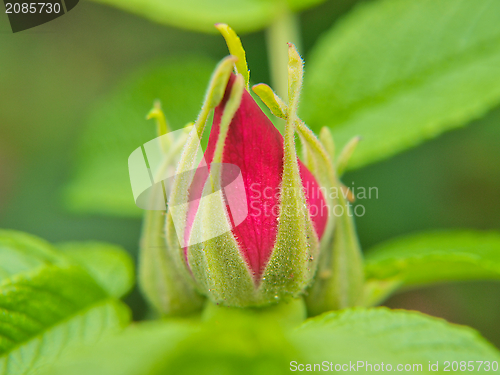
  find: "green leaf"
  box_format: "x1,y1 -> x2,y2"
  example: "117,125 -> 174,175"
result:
38,305 -> 500,375
0,230 -> 64,280
363,231 -> 500,305
0,230 -> 132,375
301,0 -> 500,170
63,57 -> 216,217
40,322 -> 196,375
41,310 -> 298,375
293,307 -> 500,372
58,242 -> 135,298
89,0 -> 325,34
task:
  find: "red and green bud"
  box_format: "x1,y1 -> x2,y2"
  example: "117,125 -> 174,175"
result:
139,24 -> 364,314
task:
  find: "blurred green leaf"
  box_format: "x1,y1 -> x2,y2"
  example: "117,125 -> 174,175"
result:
0,230 -> 131,375
0,230 -> 64,280
40,322 -> 196,375
38,303 -> 500,374
63,57 -> 215,217
293,307 -> 500,372
364,231 -> 500,306
301,0 -> 500,169
59,242 -> 135,298
90,0 -> 325,34
42,309 -> 298,375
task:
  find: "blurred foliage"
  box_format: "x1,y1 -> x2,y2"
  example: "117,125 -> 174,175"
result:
301,0 -> 500,169
0,0 -> 499,352
3,228 -> 499,374
363,231 -> 500,306
347,101 -> 500,346
64,57 -> 215,217
41,312 -> 295,375
90,0 -> 326,34
64,0 -> 500,216
365,231 -> 500,286
294,308 -> 500,369
59,241 -> 135,297
42,307 -> 500,375
385,281 -> 500,355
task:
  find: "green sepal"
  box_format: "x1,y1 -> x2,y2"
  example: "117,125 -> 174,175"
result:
294,124 -> 343,315
252,83 -> 288,119
295,125 -> 364,314
204,56 -> 238,113
140,56 -> 237,313
296,121 -> 335,195
188,189 -> 256,306
211,75 -> 245,164
306,188 -> 365,315
252,63 -> 342,308
215,23 -> 250,90
336,136 -> 361,177
296,123 -> 336,278
164,56 -> 238,291
184,75 -> 258,306
305,138 -> 365,315
259,44 -> 320,303
140,209 -> 205,317
146,100 -> 171,139
139,122 -> 204,316
319,127 -> 335,162
286,43 -> 303,112
295,127 -> 365,315
252,46 -> 363,311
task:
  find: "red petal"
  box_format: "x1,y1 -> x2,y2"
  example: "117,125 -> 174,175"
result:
186,74 -> 327,279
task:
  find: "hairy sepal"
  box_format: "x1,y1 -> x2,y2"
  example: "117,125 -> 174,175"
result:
139,128 -> 204,316
305,135 -> 365,315
165,56 -> 237,291
185,75 -> 257,306
259,44 -> 320,302
188,174 -> 256,306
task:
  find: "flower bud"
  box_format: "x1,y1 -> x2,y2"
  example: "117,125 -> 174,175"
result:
163,28 -> 329,307
145,24 -> 365,314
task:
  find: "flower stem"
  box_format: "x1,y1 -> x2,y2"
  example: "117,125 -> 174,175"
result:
266,9 -> 302,102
